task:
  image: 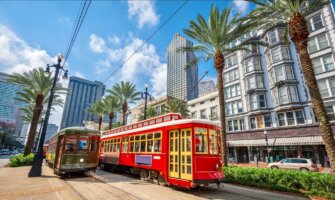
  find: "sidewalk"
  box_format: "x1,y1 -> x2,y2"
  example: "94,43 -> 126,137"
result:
0,165 -> 81,200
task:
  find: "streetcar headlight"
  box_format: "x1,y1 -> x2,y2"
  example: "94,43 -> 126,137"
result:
80,158 -> 84,163
215,163 -> 220,170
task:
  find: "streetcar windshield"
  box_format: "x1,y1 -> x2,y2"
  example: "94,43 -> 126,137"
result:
65,136 -> 77,153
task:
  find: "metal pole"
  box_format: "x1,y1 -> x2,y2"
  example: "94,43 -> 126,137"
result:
265,134 -> 270,163
33,120 -> 44,152
144,87 -> 148,120
28,57 -> 61,177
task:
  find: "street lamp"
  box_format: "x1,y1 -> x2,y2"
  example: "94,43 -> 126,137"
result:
141,84 -> 152,120
264,129 -> 270,164
29,54 -> 68,177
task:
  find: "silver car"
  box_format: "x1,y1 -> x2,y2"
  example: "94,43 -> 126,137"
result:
268,158 -> 318,172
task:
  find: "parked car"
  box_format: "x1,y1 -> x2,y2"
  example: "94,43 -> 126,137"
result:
268,158 -> 318,172
0,149 -> 10,156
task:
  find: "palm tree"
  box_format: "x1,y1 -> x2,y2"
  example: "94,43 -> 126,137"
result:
87,100 -> 105,131
182,6 -> 263,166
107,81 -> 141,125
103,96 -> 120,129
138,106 -> 158,121
246,0 -> 335,175
165,99 -> 189,118
7,68 -> 66,156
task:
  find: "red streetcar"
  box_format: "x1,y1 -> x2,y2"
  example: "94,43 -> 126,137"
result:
99,113 -> 224,188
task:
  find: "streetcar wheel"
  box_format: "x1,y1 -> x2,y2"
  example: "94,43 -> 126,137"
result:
140,169 -> 148,181
157,174 -> 167,186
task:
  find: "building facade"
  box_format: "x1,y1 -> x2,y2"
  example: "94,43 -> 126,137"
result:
129,96 -> 174,124
188,4 -> 335,167
61,76 -> 105,128
0,72 -> 27,144
198,80 -> 216,97
167,33 -> 198,100
45,124 -> 59,141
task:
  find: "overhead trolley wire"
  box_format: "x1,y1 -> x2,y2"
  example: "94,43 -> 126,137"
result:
63,0 -> 92,67
102,0 -> 190,83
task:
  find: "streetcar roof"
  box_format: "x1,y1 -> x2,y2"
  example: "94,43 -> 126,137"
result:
60,126 -> 101,134
101,119 -> 218,139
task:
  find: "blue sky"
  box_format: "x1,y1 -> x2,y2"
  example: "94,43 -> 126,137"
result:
0,0 -> 269,126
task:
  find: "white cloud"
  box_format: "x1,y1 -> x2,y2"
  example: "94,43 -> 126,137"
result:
89,32 -> 167,97
108,35 -> 121,46
89,34 -> 106,53
74,71 -> 86,79
0,24 -> 68,128
233,0 -> 249,13
127,1 -> 160,28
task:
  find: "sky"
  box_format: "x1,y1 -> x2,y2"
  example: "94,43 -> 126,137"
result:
0,0 -> 255,127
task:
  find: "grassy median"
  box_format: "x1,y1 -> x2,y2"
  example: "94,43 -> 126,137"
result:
223,166 -> 335,200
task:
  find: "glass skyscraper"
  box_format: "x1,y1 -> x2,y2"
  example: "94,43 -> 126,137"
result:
60,76 -> 105,128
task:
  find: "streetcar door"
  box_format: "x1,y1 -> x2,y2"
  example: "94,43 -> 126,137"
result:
55,135 -> 64,169
169,129 -> 192,180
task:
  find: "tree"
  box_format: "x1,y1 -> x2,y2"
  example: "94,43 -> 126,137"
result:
165,99 -> 189,118
182,6 -> 263,166
138,106 -> 158,121
246,0 -> 335,175
107,81 -> 140,125
103,96 -> 120,129
7,68 -> 66,156
87,100 -> 105,131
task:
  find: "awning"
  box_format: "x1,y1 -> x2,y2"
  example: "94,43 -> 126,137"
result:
273,136 -> 323,146
228,138 -> 275,147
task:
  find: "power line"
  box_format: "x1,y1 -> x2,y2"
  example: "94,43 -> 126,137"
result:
63,0 -> 92,67
102,0 -> 190,83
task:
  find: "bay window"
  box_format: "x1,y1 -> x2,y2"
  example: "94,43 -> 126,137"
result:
224,69 -> 239,83
249,115 -> 272,129
247,94 -> 267,111
225,84 -> 241,99
267,46 -> 290,65
272,85 -> 299,105
226,100 -> 243,116
245,75 -> 264,91
277,110 -> 305,127
244,58 -> 261,74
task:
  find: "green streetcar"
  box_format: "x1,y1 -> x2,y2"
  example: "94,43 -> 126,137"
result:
46,127 -> 101,176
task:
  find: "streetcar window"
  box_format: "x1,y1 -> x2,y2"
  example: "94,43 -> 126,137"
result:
135,135 -> 140,152
130,136 -> 135,152
122,137 -> 129,152
89,136 -> 99,152
115,138 -> 120,152
153,132 -> 161,152
164,116 -> 170,121
65,136 -> 77,153
209,130 -> 218,154
156,118 -> 162,123
146,134 -> 153,152
78,136 -> 89,152
149,120 -> 155,125
140,135 -> 146,152
144,121 -> 149,126
195,128 -> 208,153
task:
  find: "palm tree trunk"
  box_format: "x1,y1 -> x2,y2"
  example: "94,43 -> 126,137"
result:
289,14 -> 335,174
109,112 -> 114,129
215,52 -> 228,167
122,101 -> 128,126
98,116 -> 102,131
24,94 -> 43,156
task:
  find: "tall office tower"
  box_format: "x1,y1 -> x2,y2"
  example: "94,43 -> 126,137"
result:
198,80 -> 216,97
61,76 -> 105,128
0,72 -> 26,144
167,33 -> 198,100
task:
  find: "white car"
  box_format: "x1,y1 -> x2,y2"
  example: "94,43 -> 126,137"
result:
268,158 -> 318,172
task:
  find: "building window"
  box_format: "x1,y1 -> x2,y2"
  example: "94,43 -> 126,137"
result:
245,75 -> 264,91
200,109 -> 206,119
270,65 -> 295,84
325,106 -> 335,121
191,112 -> 197,118
312,55 -> 335,75
308,14 -> 324,32
227,119 -> 245,132
249,115 -> 271,129
244,58 -> 261,74
225,84 -> 241,99
247,94 -> 266,111
273,86 -> 299,105
243,44 -> 258,57
308,34 -> 329,53
224,69 -> 239,83
225,55 -> 237,68
277,110 -> 305,127
268,30 -> 278,44
210,107 -> 217,119
268,46 -> 290,65
226,100 -> 243,116
317,79 -> 330,98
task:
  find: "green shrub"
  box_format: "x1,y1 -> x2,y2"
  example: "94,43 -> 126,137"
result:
9,153 -> 34,167
223,166 -> 335,200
